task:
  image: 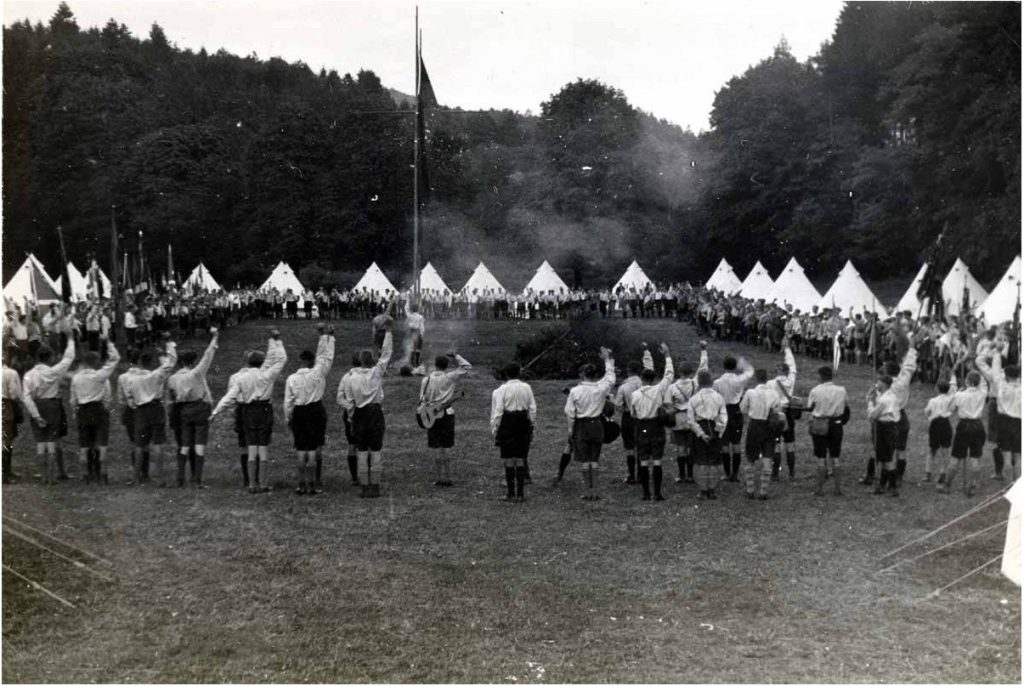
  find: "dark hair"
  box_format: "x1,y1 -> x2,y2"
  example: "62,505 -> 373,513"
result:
351,352 -> 362,367
754,369 -> 768,383
817,366 -> 833,381
127,347 -> 141,365
82,351 -> 101,369
723,355 -> 737,371
503,363 -> 521,380
680,362 -> 695,377
1006,365 -> 1020,381
883,361 -> 899,376
878,374 -> 893,388
936,380 -> 951,394
966,371 -> 981,387
299,350 -> 316,365
627,361 -> 643,375
640,369 -> 657,384
36,346 -> 54,364
697,370 -> 712,387
435,355 -> 450,370
358,350 -> 375,368
581,363 -> 599,381
247,351 -> 265,368
140,351 -> 155,368
180,351 -> 198,367
776,363 -> 790,375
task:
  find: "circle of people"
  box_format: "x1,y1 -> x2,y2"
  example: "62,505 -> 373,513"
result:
1,285 -> 1019,503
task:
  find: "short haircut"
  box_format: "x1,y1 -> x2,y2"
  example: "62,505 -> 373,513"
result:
140,351 -> 155,368
1005,365 -> 1020,381
435,355 -> 450,370
723,355 -> 737,371
878,374 -> 893,388
883,361 -> 899,376
966,371 -> 981,387
817,366 -> 833,381
680,362 -> 695,377
697,370 -> 712,387
351,352 -> 362,367
503,363 -> 521,380
358,350 -> 375,368
581,363 -> 598,380
627,361 -> 643,375
36,346 -> 54,364
82,351 -> 101,369
754,368 -> 768,383
127,347 -> 141,365
299,350 -> 315,364
247,351 -> 265,368
180,351 -> 198,367
936,380 -> 951,394
409,303 -> 419,313
640,369 -> 656,384
777,363 -> 790,375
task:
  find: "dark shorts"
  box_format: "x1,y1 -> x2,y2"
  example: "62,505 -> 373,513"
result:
744,418 -> 774,461
351,403 -> 385,452
874,420 -> 899,463
671,427 -> 691,448
621,412 -> 636,450
242,400 -> 274,447
76,402 -> 110,447
2,402 -> 18,447
952,418 -> 986,459
895,410 -> 910,451
168,403 -> 182,446
121,406 -> 135,443
724,404 -> 743,444
573,417 -> 604,463
373,330 -> 386,350
178,401 -> 212,446
810,419 -> 843,459
427,411 -> 455,449
342,411 -> 354,444
234,405 -> 246,448
928,417 -> 953,451
496,410 -> 532,459
291,401 -> 326,451
30,398 -> 66,443
691,420 -> 720,465
634,418 -> 666,461
410,331 -> 423,352
135,401 -> 167,448
996,413 -> 1021,453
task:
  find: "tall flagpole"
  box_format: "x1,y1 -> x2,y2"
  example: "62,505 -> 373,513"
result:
412,6 -> 421,305
111,205 -> 124,343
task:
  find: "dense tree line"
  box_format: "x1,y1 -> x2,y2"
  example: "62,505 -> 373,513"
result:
3,2 -> 1019,291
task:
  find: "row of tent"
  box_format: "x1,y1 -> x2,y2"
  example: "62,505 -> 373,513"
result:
706,256 -> 1022,325
5,253 -> 1020,325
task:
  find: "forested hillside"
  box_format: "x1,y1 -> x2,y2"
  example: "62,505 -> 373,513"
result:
3,2 -> 1019,289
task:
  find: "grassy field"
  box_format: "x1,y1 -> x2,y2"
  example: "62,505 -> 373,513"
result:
2,316 -> 1020,683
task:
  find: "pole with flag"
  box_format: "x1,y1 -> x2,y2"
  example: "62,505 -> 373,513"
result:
111,205 -> 124,343
56,225 -> 71,304
412,7 -> 438,306
1011,283 -> 1021,367
167,244 -> 175,287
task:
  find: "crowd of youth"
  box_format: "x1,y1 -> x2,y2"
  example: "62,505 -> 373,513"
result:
0,279 -> 1020,503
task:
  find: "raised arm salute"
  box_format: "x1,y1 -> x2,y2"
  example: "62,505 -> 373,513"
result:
70,338 -> 120,484
772,338 -> 798,481
564,347 -> 616,501
975,348 -> 1021,481
123,336 -> 177,487
211,329 -> 287,494
337,329 -> 393,498
419,350 -> 472,488
285,325 -> 335,495
628,343 -> 673,501
167,329 -> 219,488
23,338 -> 76,484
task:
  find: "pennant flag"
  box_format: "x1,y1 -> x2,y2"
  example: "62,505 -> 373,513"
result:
416,53 -> 438,205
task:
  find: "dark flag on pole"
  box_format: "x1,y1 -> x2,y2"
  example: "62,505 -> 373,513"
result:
416,55 -> 438,205
916,222 -> 948,320
56,226 -> 72,303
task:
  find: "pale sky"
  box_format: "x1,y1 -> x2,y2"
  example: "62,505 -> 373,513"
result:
5,0 -> 844,132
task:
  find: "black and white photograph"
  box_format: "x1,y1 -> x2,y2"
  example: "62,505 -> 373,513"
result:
1,0 -> 1021,682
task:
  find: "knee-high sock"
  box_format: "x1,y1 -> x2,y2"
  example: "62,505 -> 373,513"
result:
731,452 -> 741,480
504,466 -> 515,498
368,452 -> 382,486
626,455 -> 636,480
743,461 -> 755,493
522,458 -> 531,482
557,452 -> 572,480
816,463 -> 827,493
637,465 -> 650,498
832,464 -> 842,494
993,448 -> 1005,476
945,459 -> 961,489
177,451 -> 188,486
515,466 -> 526,498
895,458 -> 907,484
721,452 -> 730,477
759,457 -> 772,495
968,457 -> 981,488
240,453 -> 250,487
786,451 -> 796,477
652,465 -> 663,498
676,455 -> 685,479
347,451 -> 358,482
194,454 -> 204,484
315,454 -> 323,487
771,452 -> 781,478
248,457 -> 258,486
188,448 -> 197,478
686,454 -> 694,480
864,458 -> 876,480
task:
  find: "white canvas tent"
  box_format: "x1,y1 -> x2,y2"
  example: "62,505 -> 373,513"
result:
705,258 -> 743,294
460,262 -> 505,295
768,258 -> 821,312
416,262 -> 451,295
894,263 -> 929,314
817,261 -> 888,317
981,256 -> 1021,325
3,254 -> 61,308
59,262 -> 114,301
941,258 -> 989,317
352,262 -> 397,295
260,261 -> 306,296
183,262 -> 222,293
613,260 -> 654,293
739,261 -> 775,300
523,260 -> 569,294
1002,478 -> 1022,586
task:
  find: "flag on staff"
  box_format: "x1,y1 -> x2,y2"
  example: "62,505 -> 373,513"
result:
167,244 -> 175,286
833,331 -> 842,370
416,50 -> 438,205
